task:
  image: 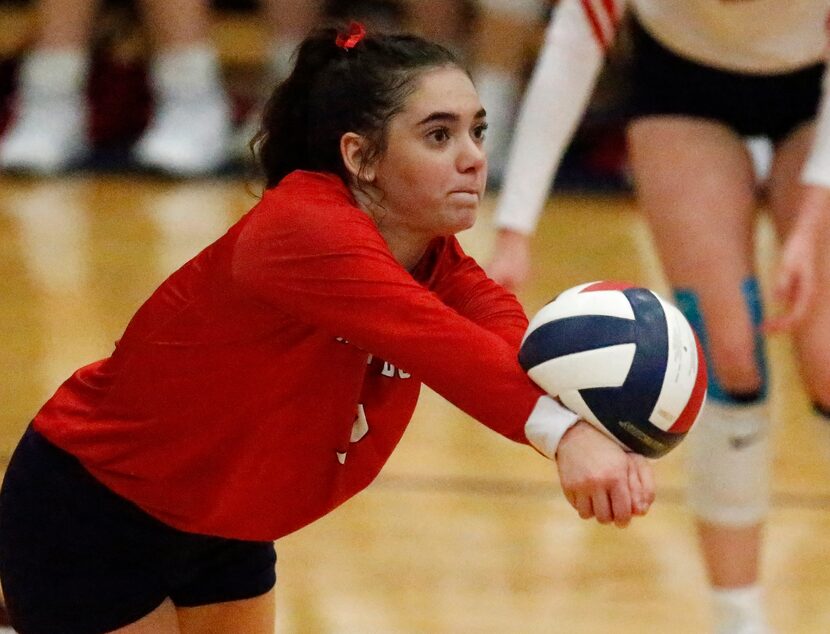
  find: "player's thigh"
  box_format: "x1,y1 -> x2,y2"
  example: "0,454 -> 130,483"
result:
113,598 -> 179,633
177,589 -> 276,634
767,121 -> 830,401
626,117 -> 762,389
626,116 -> 759,283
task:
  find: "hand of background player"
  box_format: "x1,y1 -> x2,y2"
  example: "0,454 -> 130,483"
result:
555,421 -> 655,527
764,183 -> 827,333
487,229 -> 532,291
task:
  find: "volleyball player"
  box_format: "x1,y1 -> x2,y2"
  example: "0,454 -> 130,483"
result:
0,25 -> 654,633
487,2 -> 830,632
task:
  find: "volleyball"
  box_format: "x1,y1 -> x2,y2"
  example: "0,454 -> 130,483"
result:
519,281 -> 707,458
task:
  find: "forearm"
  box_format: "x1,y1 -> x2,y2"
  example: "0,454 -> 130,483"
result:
494,0 -> 621,234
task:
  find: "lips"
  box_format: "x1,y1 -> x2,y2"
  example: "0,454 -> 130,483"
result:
449,191 -> 480,203
450,188 -> 480,197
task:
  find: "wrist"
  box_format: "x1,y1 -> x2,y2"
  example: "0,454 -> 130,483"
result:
524,395 -> 580,460
496,227 -> 532,244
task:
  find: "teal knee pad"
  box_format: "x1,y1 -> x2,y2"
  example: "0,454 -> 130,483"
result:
674,278 -> 767,404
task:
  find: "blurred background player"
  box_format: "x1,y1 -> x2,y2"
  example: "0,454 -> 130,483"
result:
0,0 -> 546,181
0,0 -> 232,177
487,1 -> 830,633
467,0 -> 548,185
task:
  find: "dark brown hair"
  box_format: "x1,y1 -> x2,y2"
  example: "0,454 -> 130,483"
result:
252,26 -> 461,189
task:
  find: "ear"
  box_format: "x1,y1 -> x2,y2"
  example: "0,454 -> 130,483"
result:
340,132 -> 376,183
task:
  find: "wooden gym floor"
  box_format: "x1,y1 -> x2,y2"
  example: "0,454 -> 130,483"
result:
1,174 -> 830,633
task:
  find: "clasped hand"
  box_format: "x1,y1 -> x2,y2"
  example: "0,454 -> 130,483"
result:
763,183 -> 828,334
555,421 -> 655,528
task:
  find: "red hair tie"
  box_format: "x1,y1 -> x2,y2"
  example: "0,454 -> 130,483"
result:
336,21 -> 366,50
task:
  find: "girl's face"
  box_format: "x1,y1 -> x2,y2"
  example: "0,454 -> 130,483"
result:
366,66 -> 488,241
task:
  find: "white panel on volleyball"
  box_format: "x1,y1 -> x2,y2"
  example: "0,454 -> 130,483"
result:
522,285 -> 635,345
527,343 -> 636,394
648,298 -> 701,431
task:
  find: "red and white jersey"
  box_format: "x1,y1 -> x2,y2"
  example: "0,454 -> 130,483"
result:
33,171 -> 576,541
495,0 -> 830,234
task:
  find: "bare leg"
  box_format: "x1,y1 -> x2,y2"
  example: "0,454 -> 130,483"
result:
113,598 -> 180,633
696,523 -> 764,587
627,118 -> 761,392
137,0 -> 212,50
178,589 -> 276,634
627,117 -> 769,631
261,0 -> 322,82
35,0 -> 100,48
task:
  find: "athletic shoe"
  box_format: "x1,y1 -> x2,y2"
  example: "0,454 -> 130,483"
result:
133,91 -> 231,177
0,96 -> 88,175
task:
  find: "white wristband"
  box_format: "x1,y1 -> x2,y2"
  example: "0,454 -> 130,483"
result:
524,395 -> 580,460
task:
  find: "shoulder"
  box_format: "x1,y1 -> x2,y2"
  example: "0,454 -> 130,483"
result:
262,171 -> 359,217
250,171 -> 378,241
236,171 -> 389,265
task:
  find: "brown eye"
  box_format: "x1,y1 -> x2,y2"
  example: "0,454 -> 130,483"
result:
473,123 -> 488,142
429,127 -> 450,143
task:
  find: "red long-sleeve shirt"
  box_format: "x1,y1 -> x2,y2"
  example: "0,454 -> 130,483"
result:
34,171 -> 551,541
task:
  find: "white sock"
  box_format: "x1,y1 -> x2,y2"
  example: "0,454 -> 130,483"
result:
1,47 -> 90,171
18,47 -> 89,100
712,585 -> 770,634
135,43 -> 231,174
150,43 -> 226,100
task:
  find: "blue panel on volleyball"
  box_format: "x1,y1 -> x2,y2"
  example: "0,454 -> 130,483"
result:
579,288 -> 670,454
518,315 -> 636,370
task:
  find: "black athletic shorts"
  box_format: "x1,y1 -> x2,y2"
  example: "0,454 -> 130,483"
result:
626,17 -> 824,142
0,425 -> 277,634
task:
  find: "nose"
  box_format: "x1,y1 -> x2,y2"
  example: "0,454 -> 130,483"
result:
457,136 -> 486,174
